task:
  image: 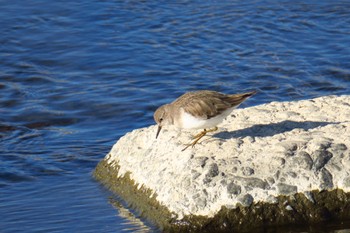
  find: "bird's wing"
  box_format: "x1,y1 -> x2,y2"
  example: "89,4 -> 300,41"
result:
175,91 -> 232,119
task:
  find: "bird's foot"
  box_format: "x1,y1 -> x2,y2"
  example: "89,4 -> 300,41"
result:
182,127 -> 219,151
182,130 -> 206,151
182,127 -> 218,151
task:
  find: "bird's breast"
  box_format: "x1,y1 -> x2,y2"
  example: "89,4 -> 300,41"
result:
177,107 -> 235,129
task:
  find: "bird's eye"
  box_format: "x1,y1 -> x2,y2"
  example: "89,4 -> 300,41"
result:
159,118 -> 163,122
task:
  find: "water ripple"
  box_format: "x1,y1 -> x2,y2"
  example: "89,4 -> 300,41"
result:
0,0 -> 349,232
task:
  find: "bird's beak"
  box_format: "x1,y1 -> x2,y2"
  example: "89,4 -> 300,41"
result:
156,125 -> 162,139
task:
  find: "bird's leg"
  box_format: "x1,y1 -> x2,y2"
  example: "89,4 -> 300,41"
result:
182,127 -> 218,151
182,130 -> 206,151
192,129 -> 207,140
205,126 -> 218,134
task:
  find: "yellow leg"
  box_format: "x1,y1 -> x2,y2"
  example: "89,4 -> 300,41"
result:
191,129 -> 207,140
204,126 -> 218,134
182,127 -> 218,151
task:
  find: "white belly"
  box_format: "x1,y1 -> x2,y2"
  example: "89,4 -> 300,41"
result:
178,107 -> 235,129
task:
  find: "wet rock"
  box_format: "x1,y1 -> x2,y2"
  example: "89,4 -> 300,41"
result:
220,180 -> 227,186
286,171 -> 297,178
331,143 -> 347,151
291,151 -> 313,170
191,156 -> 208,168
328,163 -> 341,172
242,167 -> 254,176
237,194 -> 254,207
277,183 -> 298,195
313,150 -> 333,171
269,157 -> 286,171
193,195 -> 207,209
203,163 -> 219,184
236,177 -> 269,190
266,195 -> 278,204
181,177 -> 191,188
203,177 -> 212,184
274,170 -> 281,181
329,143 -> 348,157
192,170 -> 201,180
342,177 -> 350,188
342,152 -> 350,167
304,191 -> 315,204
276,141 -> 298,156
206,163 -> 219,178
315,141 -> 332,150
285,142 -> 298,152
266,177 -> 275,185
319,168 -> 333,190
227,181 -> 241,195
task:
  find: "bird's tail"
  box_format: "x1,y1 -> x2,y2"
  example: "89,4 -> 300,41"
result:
227,90 -> 257,106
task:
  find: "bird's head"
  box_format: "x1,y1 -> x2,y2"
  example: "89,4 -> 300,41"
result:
153,104 -> 172,139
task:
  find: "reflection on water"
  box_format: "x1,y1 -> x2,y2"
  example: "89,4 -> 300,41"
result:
109,198 -> 159,233
0,0 -> 349,232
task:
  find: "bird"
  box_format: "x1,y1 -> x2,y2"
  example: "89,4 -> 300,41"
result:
154,90 -> 257,151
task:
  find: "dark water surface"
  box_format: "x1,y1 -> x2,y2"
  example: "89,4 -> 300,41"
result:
1,1 -> 350,232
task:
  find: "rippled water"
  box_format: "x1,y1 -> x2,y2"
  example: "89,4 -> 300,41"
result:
1,1 -> 349,232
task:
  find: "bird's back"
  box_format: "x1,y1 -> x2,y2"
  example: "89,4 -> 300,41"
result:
172,90 -> 256,119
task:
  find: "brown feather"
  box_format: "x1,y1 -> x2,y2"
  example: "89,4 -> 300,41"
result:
172,90 -> 256,119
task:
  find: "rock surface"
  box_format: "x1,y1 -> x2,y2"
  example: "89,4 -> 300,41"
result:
95,95 -> 350,232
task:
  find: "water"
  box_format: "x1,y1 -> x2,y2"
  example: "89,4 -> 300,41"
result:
0,0 -> 349,232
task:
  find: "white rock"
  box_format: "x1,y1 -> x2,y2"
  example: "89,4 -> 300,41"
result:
103,95 -> 350,219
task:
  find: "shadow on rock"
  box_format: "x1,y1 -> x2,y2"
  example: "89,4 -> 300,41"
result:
214,120 -> 335,139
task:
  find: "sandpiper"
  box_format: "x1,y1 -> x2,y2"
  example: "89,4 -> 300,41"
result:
154,90 -> 257,151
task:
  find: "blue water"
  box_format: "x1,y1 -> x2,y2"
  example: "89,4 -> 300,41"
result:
0,1 -> 349,232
